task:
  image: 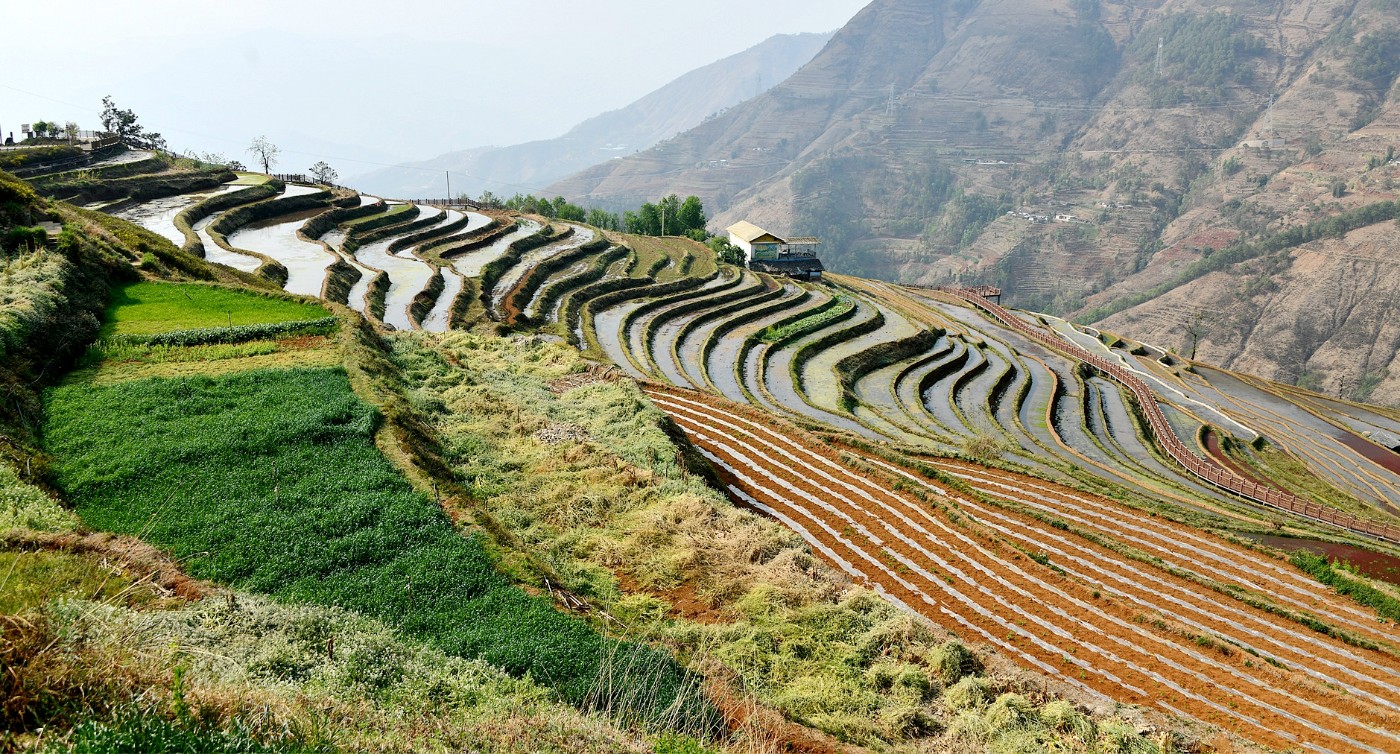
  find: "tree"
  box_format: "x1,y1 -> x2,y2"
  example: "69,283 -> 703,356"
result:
708,236 -> 744,266
587,208 -> 620,231
99,96 -> 165,149
658,194 -> 682,235
627,202 -> 662,235
247,135 -> 280,174
63,122 -> 79,143
677,195 -> 707,236
308,160 -> 338,185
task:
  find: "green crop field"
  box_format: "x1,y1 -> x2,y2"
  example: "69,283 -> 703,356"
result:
99,281 -> 329,338
42,367 -> 716,733
758,294 -> 852,343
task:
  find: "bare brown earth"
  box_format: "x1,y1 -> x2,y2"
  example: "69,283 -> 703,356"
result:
643,383 -> 1400,753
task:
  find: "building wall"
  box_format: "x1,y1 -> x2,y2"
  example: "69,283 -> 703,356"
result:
730,232 -> 783,264
750,242 -> 780,262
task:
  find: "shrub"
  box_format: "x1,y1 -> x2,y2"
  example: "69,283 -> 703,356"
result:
2,225 -> 48,253
946,709 -> 991,742
1041,699 -> 1096,740
0,462 -> 78,533
984,692 -> 1038,730
931,640 -> 981,685
49,707 -> 335,754
943,675 -> 989,711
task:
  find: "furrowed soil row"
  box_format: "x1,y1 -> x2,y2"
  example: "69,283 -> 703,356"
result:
913,458 -> 1400,648
669,424 -> 1384,753
646,386 -> 1400,753
852,456 -> 1400,706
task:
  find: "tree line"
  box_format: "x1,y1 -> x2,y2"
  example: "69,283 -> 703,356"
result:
474,191 -> 710,240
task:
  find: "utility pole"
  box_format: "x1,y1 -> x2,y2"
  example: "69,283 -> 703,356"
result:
445,171 -> 451,204
1156,37 -> 1164,77
661,204 -> 666,237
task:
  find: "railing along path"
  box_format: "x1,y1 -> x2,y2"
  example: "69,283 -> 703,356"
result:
937,287 -> 1400,545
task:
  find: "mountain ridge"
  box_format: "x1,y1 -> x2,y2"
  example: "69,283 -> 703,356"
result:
351,32 -> 833,200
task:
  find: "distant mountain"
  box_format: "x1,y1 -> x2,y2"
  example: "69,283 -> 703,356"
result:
546,0 -> 1400,405
349,32 -> 833,200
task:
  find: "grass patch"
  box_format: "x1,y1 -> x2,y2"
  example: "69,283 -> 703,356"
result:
0,551 -> 154,614
46,708 -> 337,754
342,202 -> 413,227
1290,551 -> 1400,623
88,339 -> 280,364
99,281 -> 328,338
42,367 -> 716,734
387,333 -> 1145,749
229,172 -> 272,186
67,346 -> 343,387
1,462 -> 78,534
1,546 -> 670,754
1224,437 -> 1386,523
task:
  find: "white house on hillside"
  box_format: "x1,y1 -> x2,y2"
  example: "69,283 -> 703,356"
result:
725,221 -> 824,281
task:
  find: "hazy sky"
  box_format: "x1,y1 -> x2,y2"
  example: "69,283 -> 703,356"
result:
2,0 -> 868,172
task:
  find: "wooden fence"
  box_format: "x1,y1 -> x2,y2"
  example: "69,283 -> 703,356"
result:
400,197 -> 478,209
938,287 -> 1400,545
270,174 -> 351,191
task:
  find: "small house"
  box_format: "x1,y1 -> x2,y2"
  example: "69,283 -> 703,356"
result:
726,221 -> 825,281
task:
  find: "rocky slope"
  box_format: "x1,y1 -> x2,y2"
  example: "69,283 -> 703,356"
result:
352,32 -> 832,200
547,0 -> 1400,404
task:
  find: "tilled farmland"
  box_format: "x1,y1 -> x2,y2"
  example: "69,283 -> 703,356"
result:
644,385 -> 1400,754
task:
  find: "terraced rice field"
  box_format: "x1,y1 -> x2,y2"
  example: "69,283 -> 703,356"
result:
108,186 -> 1400,750
112,184 -> 241,246
228,207 -> 335,297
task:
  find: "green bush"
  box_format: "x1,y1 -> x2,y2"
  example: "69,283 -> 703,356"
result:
2,225 -> 48,253
943,675 -> 989,711
931,640 -> 981,685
